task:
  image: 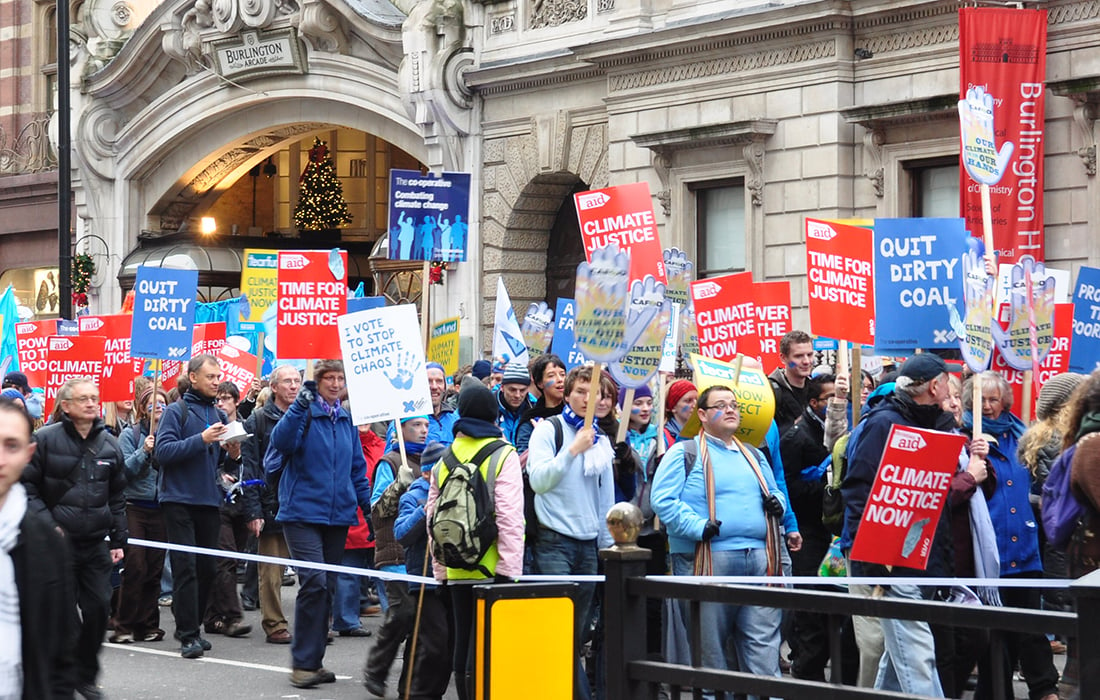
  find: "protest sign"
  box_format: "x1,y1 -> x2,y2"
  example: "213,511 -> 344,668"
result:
679,353 -> 775,448
428,316 -> 460,378
574,245 -> 631,362
521,302 -> 555,359
995,264 -> 1069,307
873,218 -> 967,352
387,170 -> 471,262
550,298 -> 586,370
659,303 -> 681,373
493,278 -> 529,366
78,314 -> 142,402
215,344 -> 258,396
1070,266 -> 1100,373
276,250 -> 347,359
850,425 -> 967,570
663,248 -> 693,306
44,335 -> 107,416
805,219 -> 875,346
338,304 -> 432,425
991,256 -> 1057,372
992,303 -> 1074,420
754,281 -> 791,368
691,272 -> 761,363
15,319 -> 57,388
130,266 -> 198,360
239,249 -> 279,322
680,297 -> 700,363
609,278 -> 671,389
159,322 -> 230,387
576,183 -> 666,286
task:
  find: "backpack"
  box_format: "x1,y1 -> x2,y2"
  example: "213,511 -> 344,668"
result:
1042,443 -> 1084,548
518,416 -> 564,541
821,433 -> 850,536
430,439 -> 512,576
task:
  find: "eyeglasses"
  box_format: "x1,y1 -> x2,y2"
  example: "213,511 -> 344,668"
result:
65,394 -> 100,404
702,402 -> 739,412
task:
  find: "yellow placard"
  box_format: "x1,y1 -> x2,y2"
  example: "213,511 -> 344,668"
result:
427,316 -> 460,377
681,352 -> 776,448
240,248 -> 279,322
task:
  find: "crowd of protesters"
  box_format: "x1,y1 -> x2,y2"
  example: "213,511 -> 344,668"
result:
3,332 -> 1100,699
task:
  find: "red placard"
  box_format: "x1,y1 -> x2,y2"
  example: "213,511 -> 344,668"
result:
159,322 -> 229,388
215,344 -> 258,396
754,280 -> 792,370
806,219 -> 875,346
78,314 -> 142,403
277,250 -> 348,359
850,425 -> 967,570
576,182 -> 666,285
44,335 -> 107,416
991,302 -> 1074,420
14,319 -> 57,389
690,272 -> 761,363
959,7 -> 1047,264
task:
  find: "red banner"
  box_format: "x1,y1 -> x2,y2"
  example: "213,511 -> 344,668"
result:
215,344 -> 258,396
959,7 -> 1047,264
576,182 -> 666,286
78,314 -> 142,403
754,281 -> 791,370
14,319 -> 57,389
277,250 -> 347,359
690,272 -> 761,364
805,219 -> 875,346
850,425 -> 967,570
44,335 -> 107,416
992,302 -> 1074,420
160,322 -> 229,387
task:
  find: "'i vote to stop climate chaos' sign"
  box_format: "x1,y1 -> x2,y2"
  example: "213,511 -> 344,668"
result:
277,250 -> 347,359
130,266 -> 199,360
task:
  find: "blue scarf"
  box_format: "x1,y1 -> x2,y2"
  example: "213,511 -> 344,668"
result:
561,404 -> 601,442
962,410 -> 1025,442
388,439 -> 425,455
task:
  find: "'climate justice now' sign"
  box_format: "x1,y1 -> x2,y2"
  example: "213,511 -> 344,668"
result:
576,182 -> 666,286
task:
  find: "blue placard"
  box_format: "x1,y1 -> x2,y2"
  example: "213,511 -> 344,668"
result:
130,266 -> 198,360
1070,265 -> 1100,374
387,169 -> 471,262
550,298 -> 586,370
873,218 -> 968,352
812,336 -> 838,351
346,296 -> 387,314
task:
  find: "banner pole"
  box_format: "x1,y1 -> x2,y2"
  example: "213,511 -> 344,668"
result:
254,331 -> 265,379
148,365 -> 162,435
616,388 -> 634,443
421,262 -> 431,352
838,341 -> 850,385
852,346 -> 862,427
583,363 -> 602,431
304,359 -> 314,382
1022,370 -> 1033,424
972,373 -> 984,438
731,355 -> 744,386
656,373 -> 668,457
394,418 -> 409,471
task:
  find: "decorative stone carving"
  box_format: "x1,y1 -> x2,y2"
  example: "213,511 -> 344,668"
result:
742,138 -> 766,207
650,149 -> 672,217
299,0 -> 346,52
863,128 -> 885,197
1047,80 -> 1100,177
529,0 -> 586,29
0,116 -> 57,174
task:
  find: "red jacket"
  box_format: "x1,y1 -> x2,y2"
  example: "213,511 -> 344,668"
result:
346,429 -> 387,549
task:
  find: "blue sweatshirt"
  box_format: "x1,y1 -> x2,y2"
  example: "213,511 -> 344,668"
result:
650,433 -> 785,555
155,392 -> 227,508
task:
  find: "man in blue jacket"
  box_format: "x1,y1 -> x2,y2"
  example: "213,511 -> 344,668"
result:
496,360 -> 533,445
155,354 -> 241,660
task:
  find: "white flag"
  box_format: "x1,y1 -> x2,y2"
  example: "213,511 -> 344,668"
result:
493,277 -> 530,366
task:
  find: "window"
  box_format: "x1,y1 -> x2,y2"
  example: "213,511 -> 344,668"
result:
906,158 -> 959,218
693,179 -> 746,278
38,3 -> 58,114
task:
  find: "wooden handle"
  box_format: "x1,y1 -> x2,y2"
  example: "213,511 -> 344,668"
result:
972,373 -> 983,437
616,388 -> 634,443
583,364 -> 602,431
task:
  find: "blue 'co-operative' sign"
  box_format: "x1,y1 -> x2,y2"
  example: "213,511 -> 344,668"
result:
1070,265 -> 1100,373
873,218 -> 967,352
387,169 -> 471,262
550,297 -> 586,370
130,266 -> 198,360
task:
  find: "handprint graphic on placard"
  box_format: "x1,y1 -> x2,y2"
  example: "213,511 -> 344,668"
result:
521,301 -> 555,359
609,276 -> 672,388
574,244 -> 631,362
384,350 -> 423,390
947,237 -> 996,373
663,247 -> 694,306
328,248 -> 346,281
993,255 -> 1057,371
959,86 -> 1014,186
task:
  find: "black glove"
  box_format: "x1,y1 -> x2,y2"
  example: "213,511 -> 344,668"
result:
701,519 -> 721,541
295,380 -> 316,409
613,441 -> 632,463
762,494 -> 784,517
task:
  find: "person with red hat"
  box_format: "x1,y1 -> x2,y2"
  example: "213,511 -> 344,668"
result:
663,379 -> 698,449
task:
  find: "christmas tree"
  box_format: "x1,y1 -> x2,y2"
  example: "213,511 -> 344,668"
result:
293,137 -> 353,231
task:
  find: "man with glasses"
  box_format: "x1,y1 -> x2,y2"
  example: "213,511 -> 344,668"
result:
651,385 -> 787,699
23,377 -> 127,699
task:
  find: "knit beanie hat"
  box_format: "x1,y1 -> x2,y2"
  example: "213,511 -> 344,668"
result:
1036,373 -> 1087,421
471,360 -> 492,380
0,388 -> 25,405
618,383 -> 653,408
665,379 -> 696,413
500,361 -> 531,386
458,382 -> 498,423
420,441 -> 448,471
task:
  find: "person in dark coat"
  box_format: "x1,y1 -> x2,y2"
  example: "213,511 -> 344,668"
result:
1,396 -> 77,699
768,330 -> 815,436
23,377 -> 127,699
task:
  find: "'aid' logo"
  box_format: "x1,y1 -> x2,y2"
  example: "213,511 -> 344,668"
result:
576,192 -> 611,210
280,254 -> 310,270
807,222 -> 837,241
889,429 -> 927,452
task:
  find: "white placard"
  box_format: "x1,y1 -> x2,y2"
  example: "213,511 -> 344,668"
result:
996,263 -> 1070,307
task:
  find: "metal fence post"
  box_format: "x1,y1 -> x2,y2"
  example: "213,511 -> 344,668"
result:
601,543 -> 651,700
1071,569 -> 1100,699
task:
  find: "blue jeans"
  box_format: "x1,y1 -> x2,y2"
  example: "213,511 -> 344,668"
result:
875,583 -> 944,697
534,527 -> 598,700
671,549 -> 782,700
332,548 -> 369,632
282,522 -> 348,671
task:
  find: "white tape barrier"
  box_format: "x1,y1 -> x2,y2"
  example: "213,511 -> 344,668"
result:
129,538 -> 1070,590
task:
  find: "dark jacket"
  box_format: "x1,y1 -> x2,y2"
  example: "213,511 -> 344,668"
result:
24,415 -> 127,546
119,420 -> 159,503
839,390 -> 957,579
779,407 -> 831,574
14,506 -> 78,699
769,367 -> 809,437
243,400 -> 285,532
155,390 -> 229,508
395,476 -> 434,590
515,399 -> 563,454
371,451 -> 420,568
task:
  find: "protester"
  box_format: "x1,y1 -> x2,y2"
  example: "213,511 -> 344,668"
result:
2,371 -> 31,398
527,366 -> 615,700
1,397 -> 77,699
242,365 -> 299,645
387,363 -> 457,447
663,379 -> 697,448
768,330 -> 815,435
113,385 -> 170,645
155,354 -> 241,659
102,398 -> 134,437
651,384 -> 787,699
496,360 -> 534,445
268,359 -> 372,689
621,384 -> 658,468
840,354 -> 956,696
516,353 -> 568,452
23,377 -> 127,699
962,371 -> 1059,700
427,381 -> 523,700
